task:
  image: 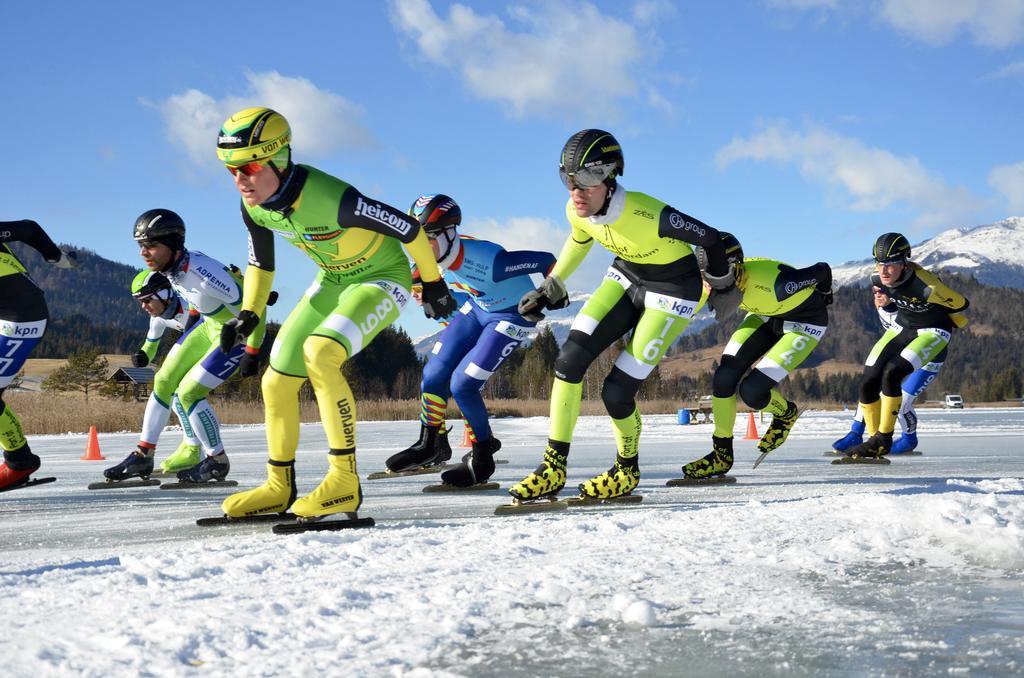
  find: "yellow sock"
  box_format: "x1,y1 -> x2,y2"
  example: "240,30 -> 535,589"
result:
0,404 -> 28,452
712,395 -> 737,438
860,400 -> 881,436
549,378 -> 583,444
261,369 -> 306,462
611,407 -> 642,459
304,336 -> 356,451
879,394 -> 901,435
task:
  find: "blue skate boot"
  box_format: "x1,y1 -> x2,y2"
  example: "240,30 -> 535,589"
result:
177,453 -> 231,483
832,420 -> 865,452
103,447 -> 155,481
889,432 -> 918,454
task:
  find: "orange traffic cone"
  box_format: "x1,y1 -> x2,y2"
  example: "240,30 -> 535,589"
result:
743,412 -> 759,440
460,424 -> 474,448
81,425 -> 106,460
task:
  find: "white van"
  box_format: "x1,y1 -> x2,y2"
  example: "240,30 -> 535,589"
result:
945,394 -> 964,409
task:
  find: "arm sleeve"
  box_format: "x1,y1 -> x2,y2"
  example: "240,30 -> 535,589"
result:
244,309 -> 268,353
549,224 -> 595,282
242,265 -> 276,317
492,249 -> 557,283
336,186 -> 443,283
244,209 -> 275,271
0,220 -> 62,261
656,208 -> 728,276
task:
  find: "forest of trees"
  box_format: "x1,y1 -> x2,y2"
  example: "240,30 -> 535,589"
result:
17,243 -> 1024,405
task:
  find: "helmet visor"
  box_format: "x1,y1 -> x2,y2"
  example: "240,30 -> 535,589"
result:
226,160 -> 270,176
559,163 -> 616,190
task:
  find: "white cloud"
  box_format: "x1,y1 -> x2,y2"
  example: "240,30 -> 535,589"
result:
388,0 -> 652,117
716,124 -> 982,229
989,161 -> 1024,213
631,0 -> 676,24
983,59 -> 1024,79
153,71 -> 376,167
879,0 -> 1024,48
463,216 -> 568,254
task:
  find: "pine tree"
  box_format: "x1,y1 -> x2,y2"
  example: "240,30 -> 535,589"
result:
41,346 -> 109,399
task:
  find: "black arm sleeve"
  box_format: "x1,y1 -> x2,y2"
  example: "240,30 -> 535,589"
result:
656,208 -> 727,276
775,262 -> 832,301
337,186 -> 421,244
242,207 -> 275,271
0,220 -> 62,262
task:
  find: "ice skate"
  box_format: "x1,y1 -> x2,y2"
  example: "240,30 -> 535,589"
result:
574,457 -> 641,503
158,440 -> 201,474
371,425 -> 452,479
668,436 -> 737,487
221,460 -> 297,518
435,437 -> 500,489
497,443 -> 569,515
0,450 -> 53,493
835,432 -> 893,465
758,401 -> 800,454
290,451 -> 364,519
91,448 -> 159,489
828,420 -> 865,456
890,432 -> 920,455
161,453 -> 237,489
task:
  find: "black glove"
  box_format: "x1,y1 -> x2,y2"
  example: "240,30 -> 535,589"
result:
708,285 -> 743,322
517,276 -> 569,322
421,279 -> 456,320
220,310 -> 259,354
131,351 -> 149,368
239,351 -> 261,378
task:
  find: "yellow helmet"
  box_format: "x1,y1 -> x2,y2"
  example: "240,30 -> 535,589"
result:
216,107 -> 291,166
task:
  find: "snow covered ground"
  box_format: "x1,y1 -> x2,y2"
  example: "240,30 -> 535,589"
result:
2,409 -> 1022,677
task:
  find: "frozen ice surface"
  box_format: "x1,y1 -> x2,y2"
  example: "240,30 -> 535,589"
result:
1,408 -> 1022,676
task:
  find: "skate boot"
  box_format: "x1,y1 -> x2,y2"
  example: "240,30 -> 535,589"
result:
222,460 -> 297,518
508,442 -> 567,501
832,420 -> 865,452
291,450 -> 363,519
177,453 -> 230,483
385,424 -> 452,472
682,436 -> 734,479
758,401 -> 800,454
160,440 -> 201,473
890,432 -> 918,454
0,448 -> 42,491
440,437 -> 499,487
578,457 -> 640,499
103,447 -> 155,481
845,432 -> 893,458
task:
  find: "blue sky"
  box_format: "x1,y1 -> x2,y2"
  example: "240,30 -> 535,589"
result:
5,0 -> 1023,338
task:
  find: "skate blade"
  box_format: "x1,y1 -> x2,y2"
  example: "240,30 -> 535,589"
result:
366,464 -> 453,480
823,450 -> 843,457
666,475 -> 737,487
159,480 -> 239,490
566,493 -> 643,506
495,459 -> 509,465
422,482 -> 500,493
494,496 -> 569,516
272,514 -> 375,534
831,456 -> 892,465
87,478 -> 161,490
752,452 -> 769,469
196,513 -> 296,526
890,450 -> 923,456
0,477 -> 57,493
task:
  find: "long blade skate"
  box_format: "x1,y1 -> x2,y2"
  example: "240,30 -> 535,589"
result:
666,475 -> 737,487
159,479 -> 240,490
87,478 -> 160,490
422,482 -> 500,493
0,477 -> 57,493
366,464 -> 453,481
752,452 -> 769,469
494,495 -> 569,516
832,456 -> 891,465
566,493 -> 643,507
196,513 -> 296,526
272,513 -> 375,534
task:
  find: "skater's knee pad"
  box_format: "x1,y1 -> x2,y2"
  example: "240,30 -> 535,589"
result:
738,370 -> 775,410
712,357 -> 745,398
601,368 -> 642,420
554,339 -> 594,383
303,335 -> 348,378
881,358 -> 913,397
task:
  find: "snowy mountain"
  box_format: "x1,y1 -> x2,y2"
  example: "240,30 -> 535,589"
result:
413,292 -> 714,355
831,217 -> 1024,288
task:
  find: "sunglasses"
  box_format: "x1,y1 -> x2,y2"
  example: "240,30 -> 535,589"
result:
226,161 -> 270,176
559,163 -> 616,190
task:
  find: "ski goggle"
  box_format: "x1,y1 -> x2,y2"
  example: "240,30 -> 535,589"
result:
226,160 -> 270,176
559,162 -> 617,190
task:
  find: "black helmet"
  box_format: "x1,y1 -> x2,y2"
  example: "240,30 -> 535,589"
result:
130,270 -> 172,302
133,209 -> 186,251
719,231 -> 743,264
409,194 -> 461,235
559,129 -> 624,189
873,232 -> 911,264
